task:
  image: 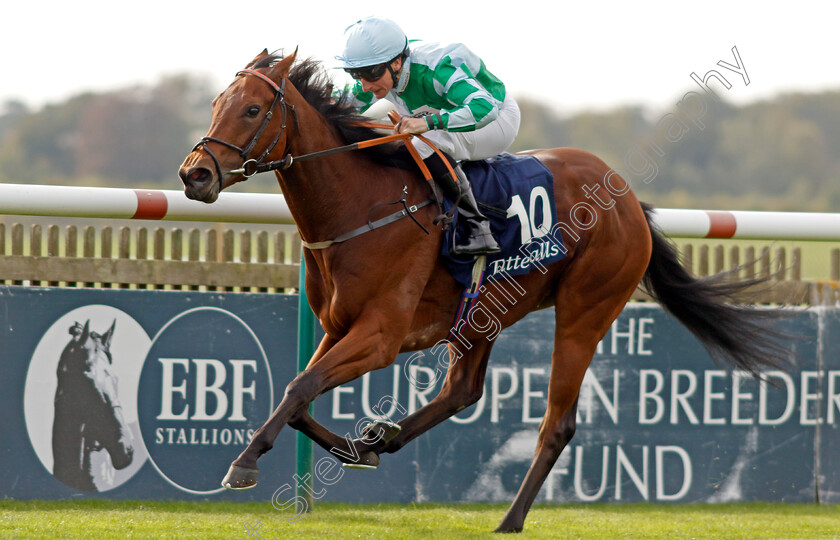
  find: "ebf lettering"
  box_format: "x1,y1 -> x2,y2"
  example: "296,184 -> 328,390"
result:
156,358 -> 257,421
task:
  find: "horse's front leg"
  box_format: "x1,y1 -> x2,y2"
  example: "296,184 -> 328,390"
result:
288,337 -> 495,469
281,334 -> 381,466
288,411 -> 386,468
283,333 -> 395,468
290,339 -> 493,473
221,320 -> 401,489
373,340 -> 494,456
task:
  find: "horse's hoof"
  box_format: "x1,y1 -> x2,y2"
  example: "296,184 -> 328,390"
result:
221,465 -> 259,490
494,514 -> 524,534
342,450 -> 380,470
362,420 -> 402,444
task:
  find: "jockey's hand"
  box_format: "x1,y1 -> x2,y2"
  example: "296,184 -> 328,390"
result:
394,116 -> 429,135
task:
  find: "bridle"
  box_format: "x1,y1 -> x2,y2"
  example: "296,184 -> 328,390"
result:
191,68 -> 298,189
190,68 -> 456,185
187,67 -> 462,250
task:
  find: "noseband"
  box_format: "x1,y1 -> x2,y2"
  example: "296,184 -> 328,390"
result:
192,69 -> 298,188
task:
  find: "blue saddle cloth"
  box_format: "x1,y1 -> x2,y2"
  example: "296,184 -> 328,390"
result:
440,153 -> 566,289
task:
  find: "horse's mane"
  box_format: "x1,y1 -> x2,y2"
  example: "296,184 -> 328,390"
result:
254,54 -> 412,168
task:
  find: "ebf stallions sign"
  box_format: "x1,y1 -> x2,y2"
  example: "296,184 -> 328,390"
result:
1,286 -> 839,503
138,307 -> 274,494
4,288 -> 298,501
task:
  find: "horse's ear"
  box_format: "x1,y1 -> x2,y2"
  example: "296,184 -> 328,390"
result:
101,320 -> 116,350
79,320 -> 90,343
268,46 -> 297,79
244,49 -> 270,69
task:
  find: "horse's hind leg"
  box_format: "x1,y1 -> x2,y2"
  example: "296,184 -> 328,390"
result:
496,273 -> 644,532
494,334 -> 591,533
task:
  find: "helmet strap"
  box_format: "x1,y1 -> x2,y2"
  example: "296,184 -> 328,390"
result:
388,51 -> 409,93
387,62 -> 400,90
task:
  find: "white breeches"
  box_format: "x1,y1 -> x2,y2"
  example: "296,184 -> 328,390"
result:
411,95 -> 521,161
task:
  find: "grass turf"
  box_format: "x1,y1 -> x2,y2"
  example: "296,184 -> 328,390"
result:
2,501 -> 840,539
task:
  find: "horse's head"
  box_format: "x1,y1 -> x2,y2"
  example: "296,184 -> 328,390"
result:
60,319 -> 116,378
179,49 -> 298,203
55,320 -> 134,471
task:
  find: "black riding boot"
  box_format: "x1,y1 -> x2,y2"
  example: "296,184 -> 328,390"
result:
424,155 -> 501,256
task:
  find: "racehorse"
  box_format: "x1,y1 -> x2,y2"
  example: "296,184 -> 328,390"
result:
52,320 -> 135,492
178,50 -> 790,533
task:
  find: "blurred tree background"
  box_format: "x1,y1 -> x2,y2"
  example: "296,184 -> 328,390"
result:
0,74 -> 213,190
512,92 -> 840,211
1,74 -> 838,211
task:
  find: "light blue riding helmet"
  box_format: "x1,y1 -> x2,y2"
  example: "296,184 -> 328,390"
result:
336,16 -> 409,68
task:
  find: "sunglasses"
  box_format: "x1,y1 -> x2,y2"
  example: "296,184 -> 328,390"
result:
345,62 -> 389,82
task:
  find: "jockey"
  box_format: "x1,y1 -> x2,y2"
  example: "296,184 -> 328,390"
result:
336,16 -> 521,256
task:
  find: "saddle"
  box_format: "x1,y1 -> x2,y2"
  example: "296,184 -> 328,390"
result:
439,153 -> 566,289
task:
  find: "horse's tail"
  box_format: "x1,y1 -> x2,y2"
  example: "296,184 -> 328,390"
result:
639,202 -> 792,377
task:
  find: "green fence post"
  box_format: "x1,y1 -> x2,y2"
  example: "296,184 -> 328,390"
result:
295,253 -> 315,513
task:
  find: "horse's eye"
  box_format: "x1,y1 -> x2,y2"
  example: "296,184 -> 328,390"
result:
246,105 -> 261,117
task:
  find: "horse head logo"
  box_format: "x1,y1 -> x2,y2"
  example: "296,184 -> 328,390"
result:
52,319 -> 135,491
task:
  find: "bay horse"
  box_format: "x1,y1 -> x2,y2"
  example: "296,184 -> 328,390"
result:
52,320 -> 135,492
178,50 -> 790,532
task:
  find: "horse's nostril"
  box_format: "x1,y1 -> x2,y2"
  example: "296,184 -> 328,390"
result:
181,167 -> 212,186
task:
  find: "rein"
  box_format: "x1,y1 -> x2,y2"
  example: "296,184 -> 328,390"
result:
275,119 -> 460,251
229,121 -> 444,181
286,123 -> 444,250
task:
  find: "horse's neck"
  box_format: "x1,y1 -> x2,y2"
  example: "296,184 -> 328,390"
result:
59,348 -> 91,375
277,109 -> 397,245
